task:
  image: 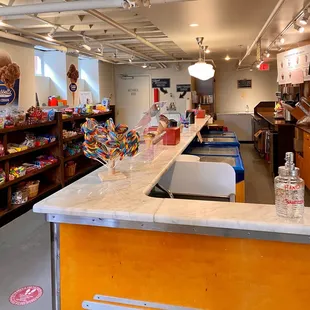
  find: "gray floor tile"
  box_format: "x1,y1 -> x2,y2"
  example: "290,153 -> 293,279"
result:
0,212 -> 52,310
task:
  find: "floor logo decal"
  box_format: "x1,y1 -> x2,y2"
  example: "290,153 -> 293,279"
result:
9,285 -> 43,306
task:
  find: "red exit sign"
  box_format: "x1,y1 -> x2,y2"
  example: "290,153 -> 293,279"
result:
259,63 -> 270,71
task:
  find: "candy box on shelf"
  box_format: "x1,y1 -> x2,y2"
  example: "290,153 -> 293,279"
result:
12,186 -> 28,205
9,166 -> 26,180
22,163 -> 38,174
163,127 -> 180,145
0,169 -> 5,185
196,109 -> 206,118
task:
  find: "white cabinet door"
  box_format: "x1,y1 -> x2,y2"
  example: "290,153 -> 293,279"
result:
115,75 -> 151,129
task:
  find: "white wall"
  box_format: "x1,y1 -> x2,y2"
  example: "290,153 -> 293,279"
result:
114,63 -> 192,114
44,51 -> 67,100
99,62 -> 115,105
79,58 -> 100,103
0,39 -> 35,110
215,60 -> 278,113
35,76 -> 50,105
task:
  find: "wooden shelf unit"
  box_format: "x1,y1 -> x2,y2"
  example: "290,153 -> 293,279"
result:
0,109 -> 115,227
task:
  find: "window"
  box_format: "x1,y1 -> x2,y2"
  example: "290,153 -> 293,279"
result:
34,55 -> 42,76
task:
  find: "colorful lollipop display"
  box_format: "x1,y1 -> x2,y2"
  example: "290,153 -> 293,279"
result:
81,118 -> 140,180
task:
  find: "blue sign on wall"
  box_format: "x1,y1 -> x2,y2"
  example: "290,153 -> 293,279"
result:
69,83 -> 78,92
0,79 -> 19,106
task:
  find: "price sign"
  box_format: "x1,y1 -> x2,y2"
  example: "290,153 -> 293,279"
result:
237,79 -> 252,88
176,84 -> 191,92
152,78 -> 170,88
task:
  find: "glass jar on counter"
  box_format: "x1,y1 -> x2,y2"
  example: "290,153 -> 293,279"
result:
275,164 -> 305,219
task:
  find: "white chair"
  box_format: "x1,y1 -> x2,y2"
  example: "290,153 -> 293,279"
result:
158,161 -> 236,202
176,154 -> 200,162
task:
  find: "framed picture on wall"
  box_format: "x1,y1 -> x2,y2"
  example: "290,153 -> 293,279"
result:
79,91 -> 93,105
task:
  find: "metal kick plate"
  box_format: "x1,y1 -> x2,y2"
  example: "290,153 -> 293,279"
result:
82,295 -> 200,310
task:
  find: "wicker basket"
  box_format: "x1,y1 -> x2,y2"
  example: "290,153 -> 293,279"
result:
27,181 -> 40,199
65,162 -> 76,177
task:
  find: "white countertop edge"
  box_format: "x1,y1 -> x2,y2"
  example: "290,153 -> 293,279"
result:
33,117 -> 310,238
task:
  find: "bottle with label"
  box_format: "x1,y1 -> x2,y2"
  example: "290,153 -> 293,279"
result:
274,152 -> 305,219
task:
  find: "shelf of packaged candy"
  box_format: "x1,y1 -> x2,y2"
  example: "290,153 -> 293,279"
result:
0,170 -> 61,227
64,157 -> 101,184
0,108 -> 115,226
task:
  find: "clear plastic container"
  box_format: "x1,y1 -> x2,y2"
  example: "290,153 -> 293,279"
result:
275,153 -> 305,219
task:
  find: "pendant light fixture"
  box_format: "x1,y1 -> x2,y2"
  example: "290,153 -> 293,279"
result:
188,38 -> 215,81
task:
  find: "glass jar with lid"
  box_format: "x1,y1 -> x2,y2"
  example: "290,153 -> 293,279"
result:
275,153 -> 305,219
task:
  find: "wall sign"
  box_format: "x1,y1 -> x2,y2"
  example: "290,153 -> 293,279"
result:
152,78 -> 170,88
237,79 -> 252,89
176,84 -> 191,92
277,45 -> 310,85
128,88 -> 138,96
69,83 -> 77,92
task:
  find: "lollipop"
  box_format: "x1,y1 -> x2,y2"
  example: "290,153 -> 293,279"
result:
81,118 -> 140,177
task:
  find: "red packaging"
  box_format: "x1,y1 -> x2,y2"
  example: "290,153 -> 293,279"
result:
163,127 -> 180,145
196,109 -> 206,118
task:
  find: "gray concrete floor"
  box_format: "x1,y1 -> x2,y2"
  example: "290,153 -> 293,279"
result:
0,145 -> 309,309
241,144 -> 310,206
0,211 -> 51,310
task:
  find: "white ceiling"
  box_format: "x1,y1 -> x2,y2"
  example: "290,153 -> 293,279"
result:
0,0 -> 310,68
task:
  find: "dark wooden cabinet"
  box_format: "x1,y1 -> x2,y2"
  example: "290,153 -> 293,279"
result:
0,110 -> 114,227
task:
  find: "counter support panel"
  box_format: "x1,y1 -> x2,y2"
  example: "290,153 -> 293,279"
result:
55,222 -> 310,310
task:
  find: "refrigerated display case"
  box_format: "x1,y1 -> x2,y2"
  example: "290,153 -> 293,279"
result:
184,145 -> 240,157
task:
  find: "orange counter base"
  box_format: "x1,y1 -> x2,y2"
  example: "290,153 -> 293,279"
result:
236,180 -> 245,202
59,223 -> 310,310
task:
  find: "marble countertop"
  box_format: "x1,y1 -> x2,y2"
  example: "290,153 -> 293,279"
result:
34,118 -> 310,238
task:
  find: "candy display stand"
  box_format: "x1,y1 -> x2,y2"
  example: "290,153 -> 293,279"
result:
81,118 -> 140,182
98,160 -> 127,181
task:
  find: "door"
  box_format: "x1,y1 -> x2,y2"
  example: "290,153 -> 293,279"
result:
115,75 -> 151,129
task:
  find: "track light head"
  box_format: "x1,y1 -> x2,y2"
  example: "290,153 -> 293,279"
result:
300,9 -> 310,25
142,63 -> 147,68
294,23 -> 305,33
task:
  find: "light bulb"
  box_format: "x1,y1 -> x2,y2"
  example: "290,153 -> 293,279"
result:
280,36 -> 285,44
82,44 -> 91,51
300,9 -> 309,25
189,23 -> 199,27
266,52 -> 270,58
294,23 -> 305,33
205,48 -> 211,54
225,55 -> 230,61
142,63 -> 147,68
